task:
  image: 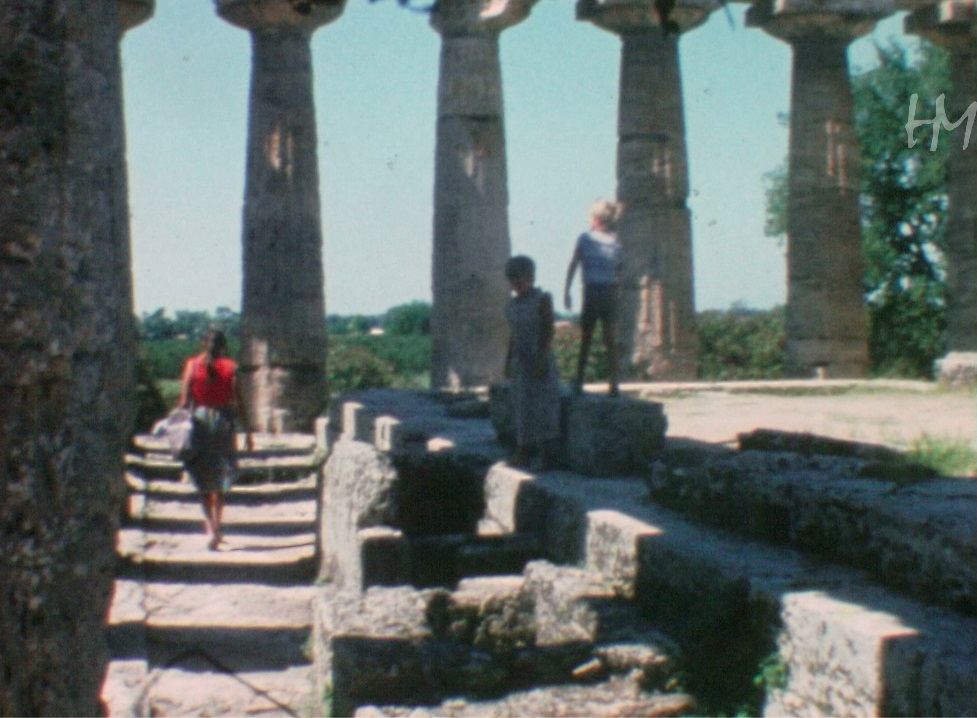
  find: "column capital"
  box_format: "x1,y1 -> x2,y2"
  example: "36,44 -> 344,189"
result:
120,0 -> 154,31
905,0 -> 976,49
430,0 -> 540,37
216,0 -> 346,32
576,0 -> 717,35
746,0 -> 891,43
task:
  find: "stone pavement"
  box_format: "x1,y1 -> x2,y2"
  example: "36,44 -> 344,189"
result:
103,468 -> 319,717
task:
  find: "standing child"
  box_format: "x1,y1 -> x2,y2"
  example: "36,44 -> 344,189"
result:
504,255 -> 561,470
563,199 -> 623,396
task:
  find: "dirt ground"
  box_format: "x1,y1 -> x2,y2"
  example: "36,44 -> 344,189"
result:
619,380 -> 976,453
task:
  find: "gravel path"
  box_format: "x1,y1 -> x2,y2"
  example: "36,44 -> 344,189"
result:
627,379 -> 976,452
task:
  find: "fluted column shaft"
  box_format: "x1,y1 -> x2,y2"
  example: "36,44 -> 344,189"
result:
0,1 -> 139,712
944,42 -> 977,350
577,0 -> 710,380
217,0 -> 343,431
780,37 -> 868,377
908,0 -> 977,353
429,0 -> 533,390
240,28 -> 327,431
615,29 -> 699,379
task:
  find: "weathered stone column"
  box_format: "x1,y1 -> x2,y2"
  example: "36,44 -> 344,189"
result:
577,0 -> 710,380
907,0 -> 977,383
748,3 -> 883,378
429,0 -> 539,390
217,0 -> 344,431
0,0 -> 142,713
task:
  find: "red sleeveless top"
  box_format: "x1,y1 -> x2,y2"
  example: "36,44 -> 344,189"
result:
185,355 -> 237,408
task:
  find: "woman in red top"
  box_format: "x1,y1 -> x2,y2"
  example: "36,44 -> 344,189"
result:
178,329 -> 253,550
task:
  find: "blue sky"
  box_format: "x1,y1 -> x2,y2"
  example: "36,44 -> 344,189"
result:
121,0 -> 912,317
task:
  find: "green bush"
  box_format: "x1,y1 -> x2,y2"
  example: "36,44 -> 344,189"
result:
336,334 -> 431,381
553,322 -> 609,384
869,285 -> 946,379
697,306 -> 785,380
327,343 -> 398,394
134,353 -> 169,433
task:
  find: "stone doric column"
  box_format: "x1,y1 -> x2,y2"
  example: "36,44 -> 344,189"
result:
748,2 -> 884,378
120,0 -> 154,28
577,0 -> 711,380
0,1 -> 144,713
217,0 -> 344,431
907,0 -> 977,382
429,0 -> 538,390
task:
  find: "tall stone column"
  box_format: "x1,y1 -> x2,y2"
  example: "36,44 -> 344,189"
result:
748,4 -> 881,378
429,0 -> 538,390
577,0 -> 711,380
217,1 -> 344,431
907,0 -> 977,382
0,0 -> 142,713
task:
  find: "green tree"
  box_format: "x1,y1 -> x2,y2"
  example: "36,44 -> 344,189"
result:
139,308 -> 175,340
854,41 -> 949,377
765,40 -> 951,378
384,301 -> 431,336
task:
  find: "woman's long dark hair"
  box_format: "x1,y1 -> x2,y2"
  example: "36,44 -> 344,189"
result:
203,329 -> 228,383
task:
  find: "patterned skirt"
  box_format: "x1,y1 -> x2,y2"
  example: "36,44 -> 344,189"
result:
184,407 -> 237,494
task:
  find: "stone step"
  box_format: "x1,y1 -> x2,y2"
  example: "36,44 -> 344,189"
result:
650,435 -> 977,615
137,666 -> 316,717
106,582 -> 317,716
117,548 -> 316,587
407,533 -> 545,588
356,677 -> 695,717
125,452 -> 323,483
106,465 -> 319,718
133,432 -> 318,457
127,474 -> 318,506
315,575 -> 689,718
484,464 -> 977,717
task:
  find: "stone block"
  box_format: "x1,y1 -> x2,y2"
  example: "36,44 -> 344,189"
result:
645,449 -> 977,615
320,440 -> 400,588
769,588 -> 977,717
480,470 -> 977,716
563,394 -> 667,476
936,351 -> 977,388
521,561 -> 617,646
519,560 -> 678,689
489,385 -> 667,476
359,527 -> 410,589
483,462 -> 534,533
323,586 -> 518,716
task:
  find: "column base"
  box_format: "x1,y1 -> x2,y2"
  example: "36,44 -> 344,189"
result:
935,352 -> 977,388
240,364 -> 328,433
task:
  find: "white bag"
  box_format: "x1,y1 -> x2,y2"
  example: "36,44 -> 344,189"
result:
151,408 -> 195,460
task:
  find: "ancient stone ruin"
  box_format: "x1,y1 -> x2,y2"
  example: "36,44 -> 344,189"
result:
312,388 -> 975,716
1,0 -> 976,714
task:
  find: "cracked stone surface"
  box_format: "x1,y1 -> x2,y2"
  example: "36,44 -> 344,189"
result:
103,473 -> 319,717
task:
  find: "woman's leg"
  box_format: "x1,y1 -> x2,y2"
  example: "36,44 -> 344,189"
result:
213,492 -> 224,541
603,320 -> 619,395
200,497 -> 213,536
575,326 -> 593,392
202,492 -> 223,549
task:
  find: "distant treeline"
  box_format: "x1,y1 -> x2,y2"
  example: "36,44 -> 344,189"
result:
136,301 -> 786,394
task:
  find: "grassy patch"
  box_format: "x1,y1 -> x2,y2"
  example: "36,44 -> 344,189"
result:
905,434 -> 977,477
